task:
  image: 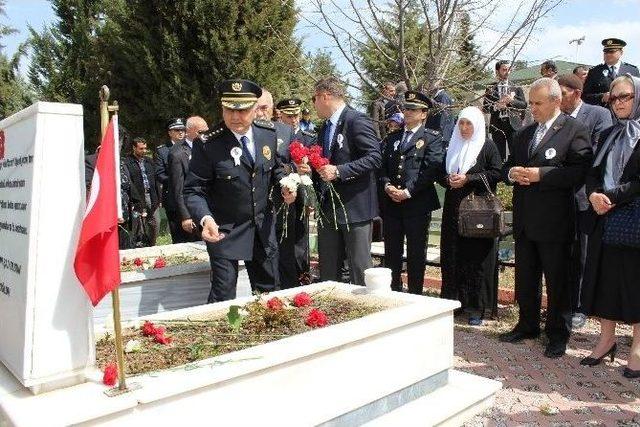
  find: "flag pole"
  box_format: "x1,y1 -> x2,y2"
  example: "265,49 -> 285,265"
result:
99,85 -> 128,393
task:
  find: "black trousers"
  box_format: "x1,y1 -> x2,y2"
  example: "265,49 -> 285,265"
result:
166,209 -> 188,244
277,205 -> 310,289
514,234 -> 572,343
318,220 -> 373,286
490,121 -> 515,161
568,211 -> 590,312
206,233 -> 279,303
383,213 -> 431,294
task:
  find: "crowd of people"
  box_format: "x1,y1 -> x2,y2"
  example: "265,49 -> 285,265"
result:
86,36 -> 640,378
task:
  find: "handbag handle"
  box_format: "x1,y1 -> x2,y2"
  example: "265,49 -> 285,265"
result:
478,173 -> 495,197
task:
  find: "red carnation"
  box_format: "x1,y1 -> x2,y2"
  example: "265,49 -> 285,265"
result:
102,363 -> 118,386
153,257 -> 166,269
309,153 -> 329,170
141,321 -> 157,336
154,331 -> 173,345
309,145 -> 323,156
306,308 -> 328,328
292,292 -> 312,307
267,297 -> 284,311
133,257 -> 143,267
289,141 -> 309,164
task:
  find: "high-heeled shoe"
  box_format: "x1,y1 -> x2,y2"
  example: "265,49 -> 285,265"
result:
580,343 -> 617,366
623,367 -> 640,379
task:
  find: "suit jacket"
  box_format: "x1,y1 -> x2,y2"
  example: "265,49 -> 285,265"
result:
482,81 -> 527,132
123,154 -> 160,212
167,140 -> 193,220
502,114 -> 593,242
380,125 -> 444,217
154,140 -> 180,209
583,62 -> 640,107
574,102 -> 613,146
184,120 -> 286,260
313,105 -> 382,225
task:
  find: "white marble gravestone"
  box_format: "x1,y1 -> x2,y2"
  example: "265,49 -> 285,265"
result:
0,102 -> 93,393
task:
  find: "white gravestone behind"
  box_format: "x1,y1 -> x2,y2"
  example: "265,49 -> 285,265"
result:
0,102 -> 93,393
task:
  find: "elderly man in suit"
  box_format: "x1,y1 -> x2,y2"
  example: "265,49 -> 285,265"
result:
299,77 -> 382,286
558,73 -> 613,328
167,116 -> 208,243
184,79 -> 296,303
483,60 -> 528,160
583,38 -> 639,107
500,77 -> 593,358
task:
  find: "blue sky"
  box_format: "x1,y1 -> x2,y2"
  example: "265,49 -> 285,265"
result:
2,0 -> 640,76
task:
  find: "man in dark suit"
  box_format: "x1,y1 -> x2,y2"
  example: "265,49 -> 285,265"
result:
184,79 -> 296,303
583,38 -> 639,107
500,78 -> 593,358
167,116 -> 208,243
380,91 -> 444,294
558,73 -> 613,328
370,82 -> 397,140
425,87 -> 455,144
155,118 -> 186,243
276,97 -> 317,287
483,60 -> 527,160
123,137 -> 160,247
300,77 -> 382,286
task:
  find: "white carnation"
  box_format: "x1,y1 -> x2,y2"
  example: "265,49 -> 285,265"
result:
124,339 -> 142,353
279,174 -> 299,192
300,175 -> 313,186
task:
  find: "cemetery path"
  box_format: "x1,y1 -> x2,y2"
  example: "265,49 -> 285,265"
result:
455,313 -> 640,426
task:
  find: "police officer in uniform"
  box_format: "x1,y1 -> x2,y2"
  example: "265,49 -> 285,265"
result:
583,38 -> 640,107
155,118 -> 186,243
275,98 -> 317,287
380,91 -> 444,294
184,80 -> 296,303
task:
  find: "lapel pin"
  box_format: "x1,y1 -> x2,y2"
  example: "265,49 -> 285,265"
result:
230,147 -> 242,166
262,145 -> 272,160
545,147 -> 557,159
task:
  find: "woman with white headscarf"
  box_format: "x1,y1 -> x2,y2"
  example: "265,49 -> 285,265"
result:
439,106 -> 503,326
580,74 -> 640,378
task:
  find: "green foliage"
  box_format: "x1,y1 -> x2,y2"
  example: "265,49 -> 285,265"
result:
227,305 -> 244,331
28,0 -> 306,151
496,182 -> 513,211
0,1 -> 34,118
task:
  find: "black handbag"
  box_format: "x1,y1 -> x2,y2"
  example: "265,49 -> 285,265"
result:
458,174 -> 509,238
602,198 -> 640,248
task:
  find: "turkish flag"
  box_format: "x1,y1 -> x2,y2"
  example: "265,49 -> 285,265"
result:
74,117 -> 121,306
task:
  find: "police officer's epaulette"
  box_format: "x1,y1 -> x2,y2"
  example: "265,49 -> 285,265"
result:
623,62 -> 639,70
301,130 -> 316,137
200,122 -> 226,143
253,119 -> 276,130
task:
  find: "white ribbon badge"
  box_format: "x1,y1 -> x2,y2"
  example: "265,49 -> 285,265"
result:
231,147 -> 242,166
545,148 -> 556,160
337,134 -> 344,149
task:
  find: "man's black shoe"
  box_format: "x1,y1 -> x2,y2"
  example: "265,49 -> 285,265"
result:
498,329 -> 540,343
544,341 -> 567,358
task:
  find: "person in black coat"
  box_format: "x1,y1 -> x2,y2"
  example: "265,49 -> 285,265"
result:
499,78 -> 593,358
482,60 -> 527,160
439,107 -> 503,325
298,77 -> 382,287
583,38 -> 639,107
168,116 -> 208,243
380,91 -> 444,294
425,87 -> 455,143
184,79 -> 296,303
123,137 -> 160,247
580,74 -> 640,378
155,117 -> 186,243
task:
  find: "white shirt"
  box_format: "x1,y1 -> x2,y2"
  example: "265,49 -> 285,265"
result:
327,103 -> 346,144
185,139 -> 193,149
231,127 -> 255,159
606,60 -> 622,75
570,101 -> 583,118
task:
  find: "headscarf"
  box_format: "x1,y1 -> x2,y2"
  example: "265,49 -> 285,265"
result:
387,112 -> 405,125
593,73 -> 640,186
445,106 -> 486,174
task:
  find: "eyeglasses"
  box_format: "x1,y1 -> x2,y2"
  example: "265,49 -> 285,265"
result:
609,93 -> 635,104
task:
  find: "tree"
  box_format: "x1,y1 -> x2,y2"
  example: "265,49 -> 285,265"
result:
29,0 -> 307,150
0,0 -> 34,119
303,0 -> 564,106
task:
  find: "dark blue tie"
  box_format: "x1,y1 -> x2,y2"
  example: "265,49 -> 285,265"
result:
241,135 -> 254,165
399,130 -> 412,152
323,120 -> 333,157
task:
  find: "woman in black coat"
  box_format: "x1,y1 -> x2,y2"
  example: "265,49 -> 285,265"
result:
580,74 -> 640,378
439,106 -> 503,325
